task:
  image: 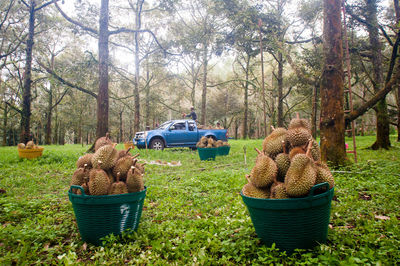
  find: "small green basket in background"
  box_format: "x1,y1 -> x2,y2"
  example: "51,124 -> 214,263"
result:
68,185 -> 147,245
241,182 -> 334,253
216,146 -> 230,156
198,147 -> 218,160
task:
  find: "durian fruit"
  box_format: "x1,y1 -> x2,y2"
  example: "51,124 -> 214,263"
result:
286,127 -> 312,148
262,127 -> 287,159
242,175 -> 270,198
117,147 -> 132,160
285,141 -> 317,197
288,112 -> 311,132
113,156 -> 136,180
249,148 -> 277,188
77,177 -> 90,195
26,141 -> 34,149
126,166 -> 144,193
91,143 -> 119,170
106,170 -> 115,184
18,143 -> 25,149
309,139 -> 321,162
135,162 -> 146,174
94,133 -> 113,152
88,167 -> 111,195
222,141 -> 230,146
76,153 -> 93,169
315,162 -> 335,189
207,137 -> 215,147
275,152 -> 290,182
289,146 -> 306,160
109,173 -> 128,195
216,140 -> 223,147
70,164 -> 90,194
270,182 -> 289,199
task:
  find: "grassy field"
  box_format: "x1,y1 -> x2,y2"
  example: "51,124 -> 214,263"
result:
1,136 -> 399,265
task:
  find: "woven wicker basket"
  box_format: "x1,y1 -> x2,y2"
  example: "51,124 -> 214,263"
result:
18,147 -> 44,159
69,185 -> 147,245
241,182 -> 334,253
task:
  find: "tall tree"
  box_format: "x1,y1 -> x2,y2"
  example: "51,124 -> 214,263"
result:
19,0 -> 59,143
320,0 -> 346,165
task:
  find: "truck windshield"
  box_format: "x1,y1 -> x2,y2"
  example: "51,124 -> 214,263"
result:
157,121 -> 171,130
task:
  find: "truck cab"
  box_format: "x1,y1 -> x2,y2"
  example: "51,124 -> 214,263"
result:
133,120 -> 227,150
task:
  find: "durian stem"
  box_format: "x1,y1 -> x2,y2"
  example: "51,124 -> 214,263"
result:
271,125 -> 275,131
116,172 -> 120,182
296,112 -> 300,119
254,147 -> 262,155
132,159 -> 138,166
281,140 -> 287,154
132,153 -> 140,159
126,147 -> 132,153
106,132 -> 110,140
245,174 -> 251,183
305,139 -> 313,158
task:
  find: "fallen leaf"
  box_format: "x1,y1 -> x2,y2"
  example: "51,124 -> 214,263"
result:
375,215 -> 390,220
82,243 -> 87,251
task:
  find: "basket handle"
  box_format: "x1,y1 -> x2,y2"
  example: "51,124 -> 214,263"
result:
308,182 -> 329,197
69,185 -> 86,196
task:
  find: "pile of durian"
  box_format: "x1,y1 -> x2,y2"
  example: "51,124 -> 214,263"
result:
17,140 -> 39,149
196,136 -> 230,148
242,115 -> 334,199
70,134 -> 145,196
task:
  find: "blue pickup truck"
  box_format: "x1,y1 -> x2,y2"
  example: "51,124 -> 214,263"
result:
133,120 -> 228,150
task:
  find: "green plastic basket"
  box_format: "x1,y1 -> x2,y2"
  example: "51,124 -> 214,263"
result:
216,146 -> 230,156
241,182 -> 334,253
68,185 -> 147,245
198,147 -> 218,160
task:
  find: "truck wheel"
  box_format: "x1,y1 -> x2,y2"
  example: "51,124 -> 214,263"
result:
150,138 -> 164,150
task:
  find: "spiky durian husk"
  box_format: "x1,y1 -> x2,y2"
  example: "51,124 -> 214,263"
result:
315,162 -> 334,189
26,141 -> 34,149
126,167 -> 144,193
112,156 -> 134,179
117,149 -> 130,160
289,146 -> 306,160
88,168 -> 111,195
76,182 -> 90,195
285,154 -> 317,197
17,143 -> 25,149
216,140 -> 223,147
270,182 -> 289,199
275,153 -> 290,182
206,143 -> 213,148
310,139 -> 321,162
109,174 -> 128,195
249,155 -> 277,188
94,134 -> 112,152
135,162 -> 145,174
262,128 -> 287,159
91,144 -> 119,170
223,141 -> 230,146
288,118 -> 311,132
242,182 -> 270,199
76,154 -> 93,169
286,127 -> 312,148
70,168 -> 89,193
207,137 -> 215,146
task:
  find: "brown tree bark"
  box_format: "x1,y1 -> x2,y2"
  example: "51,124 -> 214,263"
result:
366,0 -> 391,150
395,0 -> 400,142
200,42 -> 208,125
277,51 -> 284,127
320,0 -> 346,165
96,0 -> 110,138
242,54 -> 250,139
311,83 -> 319,139
20,2 -> 35,144
3,103 -> 8,146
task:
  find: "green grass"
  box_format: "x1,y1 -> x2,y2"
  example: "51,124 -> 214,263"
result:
1,136 -> 399,265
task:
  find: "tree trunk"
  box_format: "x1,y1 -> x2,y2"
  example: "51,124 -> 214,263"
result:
119,110 -> 123,143
20,2 -> 36,144
3,103 -> 8,146
277,51 -> 284,127
320,0 -> 346,166
367,0 -> 390,149
200,42 -> 208,125
311,83 -> 319,138
133,0 -> 144,133
394,0 -> 400,142
96,0 -> 110,139
45,86 -> 52,145
242,54 -> 250,139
